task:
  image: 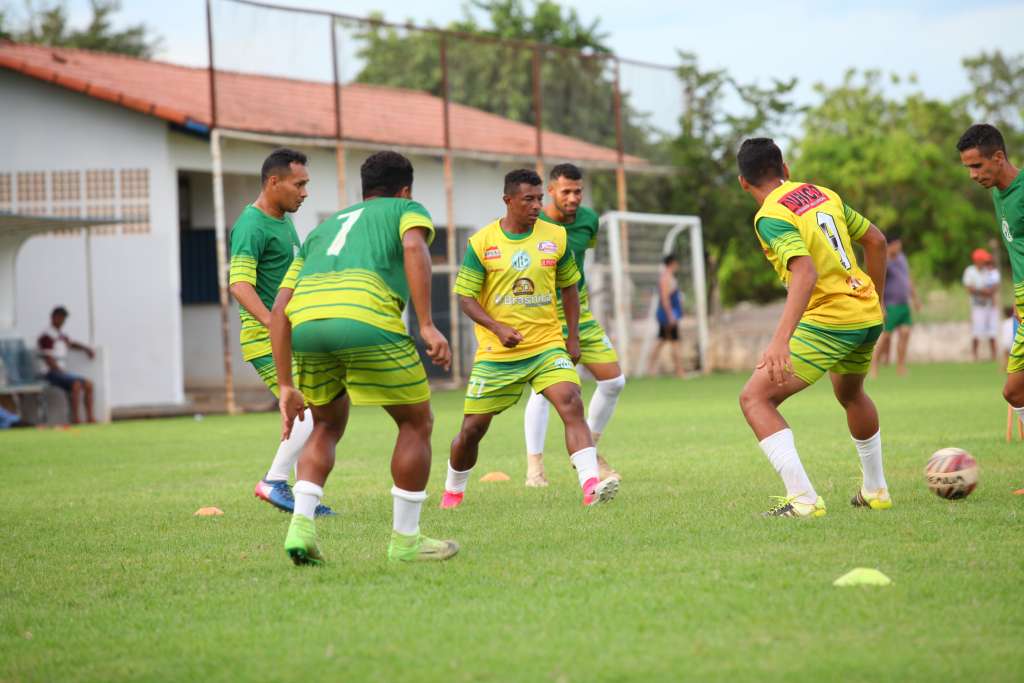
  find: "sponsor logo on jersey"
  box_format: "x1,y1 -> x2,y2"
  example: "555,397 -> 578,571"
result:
484,246 -> 502,260
537,240 -> 558,254
541,258 -> 557,267
511,249 -> 531,271
553,356 -> 574,370
513,278 -> 535,295
496,292 -> 553,307
1003,219 -> 1013,243
779,183 -> 828,216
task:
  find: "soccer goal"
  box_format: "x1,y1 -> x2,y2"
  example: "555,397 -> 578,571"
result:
588,212 -> 709,376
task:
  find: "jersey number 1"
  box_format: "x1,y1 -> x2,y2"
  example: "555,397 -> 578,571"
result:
815,211 -> 852,270
326,208 -> 365,256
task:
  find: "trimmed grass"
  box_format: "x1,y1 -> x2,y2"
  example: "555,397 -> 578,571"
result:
2,362 -> 1022,682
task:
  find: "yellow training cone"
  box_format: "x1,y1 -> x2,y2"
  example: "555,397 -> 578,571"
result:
833,568 -> 892,587
194,506 -> 224,516
480,471 -> 510,482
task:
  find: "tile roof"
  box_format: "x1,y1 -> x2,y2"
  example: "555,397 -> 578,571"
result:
0,41 -> 641,165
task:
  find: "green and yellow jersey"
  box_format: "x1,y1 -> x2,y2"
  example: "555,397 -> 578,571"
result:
541,205 -> 599,329
754,181 -> 882,330
228,205 -> 301,361
280,198 -> 434,334
994,170 -> 1024,308
455,218 -> 581,362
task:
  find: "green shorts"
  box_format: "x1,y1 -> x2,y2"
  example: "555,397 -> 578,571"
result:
569,321 -> 619,365
790,322 -> 883,385
1008,311 -> 1024,374
291,318 -> 430,407
464,347 -> 580,415
883,303 -> 912,331
250,355 -> 280,398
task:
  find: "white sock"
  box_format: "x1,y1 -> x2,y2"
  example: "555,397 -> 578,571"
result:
524,389 -> 550,455
265,408 -> 313,482
587,375 -> 625,439
758,428 -> 817,504
445,462 -> 472,493
1014,405 -> 1024,427
391,486 -> 427,535
852,430 -> 887,492
292,480 -> 323,521
569,446 -> 599,488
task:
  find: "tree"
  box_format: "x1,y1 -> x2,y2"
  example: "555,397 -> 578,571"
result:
962,51 -> 1024,152
1,0 -> 160,59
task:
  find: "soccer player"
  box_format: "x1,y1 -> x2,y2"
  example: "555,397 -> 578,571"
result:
228,148 -> 333,517
521,163 -> 625,487
442,169 -> 620,508
736,138 -> 891,517
957,124 -> 1024,421
270,151 -> 458,565
870,232 -> 919,377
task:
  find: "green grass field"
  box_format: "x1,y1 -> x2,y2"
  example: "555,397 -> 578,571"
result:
2,363 -> 1023,682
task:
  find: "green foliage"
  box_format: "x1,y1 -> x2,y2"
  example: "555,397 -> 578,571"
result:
3,0 -> 160,58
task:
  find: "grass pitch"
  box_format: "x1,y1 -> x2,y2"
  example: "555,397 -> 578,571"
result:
2,363 -> 1023,682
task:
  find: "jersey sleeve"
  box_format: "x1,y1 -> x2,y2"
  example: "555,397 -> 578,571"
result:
399,201 -> 436,246
454,243 -> 485,298
279,256 -> 304,291
756,217 -> 810,267
842,204 -> 872,240
229,221 -> 264,287
556,249 -> 582,288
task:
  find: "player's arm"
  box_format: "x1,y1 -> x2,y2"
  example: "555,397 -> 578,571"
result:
454,243 -> 523,347
402,226 -> 451,371
556,250 -> 583,363
229,224 -> 271,327
844,205 -> 887,305
659,268 -> 676,324
229,282 -> 272,328
270,258 -> 305,441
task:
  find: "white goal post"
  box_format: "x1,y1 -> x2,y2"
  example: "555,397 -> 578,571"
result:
598,211 -> 709,376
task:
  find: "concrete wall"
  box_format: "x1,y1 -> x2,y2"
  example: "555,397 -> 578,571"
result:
3,70 -> 185,408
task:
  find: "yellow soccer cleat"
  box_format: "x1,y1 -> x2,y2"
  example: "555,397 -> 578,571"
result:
851,487 -> 893,510
762,494 -> 826,518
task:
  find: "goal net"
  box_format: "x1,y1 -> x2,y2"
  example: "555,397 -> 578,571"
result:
588,212 -> 709,376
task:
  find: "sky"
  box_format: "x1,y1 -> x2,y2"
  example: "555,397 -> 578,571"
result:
24,0 -> 1024,127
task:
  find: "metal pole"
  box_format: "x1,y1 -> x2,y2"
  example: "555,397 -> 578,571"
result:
84,226 -> 95,345
330,16 -> 346,206
205,0 -> 218,129
605,213 -> 632,375
612,59 -> 629,252
210,129 -> 237,414
440,35 -> 462,382
532,46 -> 544,177
689,219 -> 710,374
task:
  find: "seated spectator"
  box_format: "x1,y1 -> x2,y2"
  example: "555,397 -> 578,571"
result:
38,306 -> 96,424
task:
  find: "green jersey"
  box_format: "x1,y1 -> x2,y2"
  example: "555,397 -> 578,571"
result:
995,170 -> 1024,306
281,197 -> 435,335
542,205 -> 599,328
229,204 -> 301,361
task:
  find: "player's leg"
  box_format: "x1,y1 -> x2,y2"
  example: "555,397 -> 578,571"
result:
870,330 -> 890,378
580,322 -> 625,481
895,324 -> 911,375
444,413 -> 495,508
82,378 -> 95,423
522,389 -> 551,487
69,379 -> 83,424
384,401 -> 459,562
1002,318 -> 1024,426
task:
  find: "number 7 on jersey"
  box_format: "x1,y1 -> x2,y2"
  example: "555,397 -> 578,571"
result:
326,208 -> 365,256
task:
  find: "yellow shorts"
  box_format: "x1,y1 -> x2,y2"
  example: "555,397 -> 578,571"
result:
250,355 -> 280,398
789,322 -> 883,385
464,347 -> 579,415
574,321 -> 619,366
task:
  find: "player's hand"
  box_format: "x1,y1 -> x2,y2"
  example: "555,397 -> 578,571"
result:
757,338 -> 793,386
279,385 -> 306,441
494,323 -> 524,348
420,324 -> 452,372
565,336 -> 581,365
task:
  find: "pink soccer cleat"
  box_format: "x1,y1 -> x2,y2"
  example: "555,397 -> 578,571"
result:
439,490 -> 464,509
582,476 -> 619,507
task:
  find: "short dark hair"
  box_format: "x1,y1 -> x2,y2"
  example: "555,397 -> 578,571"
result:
957,124 -> 1006,157
51,306 -> 68,318
504,168 -> 542,195
260,147 -> 307,185
361,151 -> 414,198
550,163 -> 583,182
662,254 -> 678,266
737,138 -> 785,185
886,231 -> 902,243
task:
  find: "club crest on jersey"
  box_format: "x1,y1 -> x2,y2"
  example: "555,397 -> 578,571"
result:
484,246 -> 502,260
511,249 -> 531,271
779,184 -> 828,216
513,278 -> 535,295
537,240 -> 558,254
1003,219 -> 1013,243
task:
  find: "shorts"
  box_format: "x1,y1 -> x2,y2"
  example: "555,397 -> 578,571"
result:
250,355 -> 280,398
789,322 -> 883,385
883,303 -> 912,331
44,370 -> 87,392
571,321 -> 619,365
971,305 -> 998,339
464,347 -> 580,415
291,318 -> 430,407
1008,312 -> 1024,373
657,323 -> 679,341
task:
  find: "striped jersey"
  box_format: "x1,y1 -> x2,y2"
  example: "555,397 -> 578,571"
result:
455,218 -> 580,361
754,181 -> 882,329
228,205 -> 301,361
281,198 -> 434,334
541,205 -> 599,329
993,170 -> 1024,306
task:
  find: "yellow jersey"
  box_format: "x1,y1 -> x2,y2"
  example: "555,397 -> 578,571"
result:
455,218 -> 581,361
754,181 -> 882,329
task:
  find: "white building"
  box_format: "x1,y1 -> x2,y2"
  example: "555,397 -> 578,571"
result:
0,41 -> 630,414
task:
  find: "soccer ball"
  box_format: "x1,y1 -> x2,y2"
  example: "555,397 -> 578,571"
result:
925,448 -> 978,500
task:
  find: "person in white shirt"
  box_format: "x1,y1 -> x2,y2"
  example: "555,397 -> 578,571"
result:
37,306 -> 95,424
962,249 -> 1001,361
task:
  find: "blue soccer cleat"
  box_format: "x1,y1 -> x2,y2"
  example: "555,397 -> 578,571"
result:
254,478 -> 336,516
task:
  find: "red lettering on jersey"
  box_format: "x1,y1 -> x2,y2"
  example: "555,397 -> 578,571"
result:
484,246 -> 502,260
778,184 -> 828,216
541,258 -> 557,267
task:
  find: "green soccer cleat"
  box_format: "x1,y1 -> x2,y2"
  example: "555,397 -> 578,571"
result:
387,530 -> 459,563
851,487 -> 893,510
762,494 -> 827,518
284,515 -> 324,566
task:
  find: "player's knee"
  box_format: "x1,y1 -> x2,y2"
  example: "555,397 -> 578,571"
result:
1003,383 -> 1024,407
460,418 -> 489,445
599,374 -> 626,396
408,410 -> 434,439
